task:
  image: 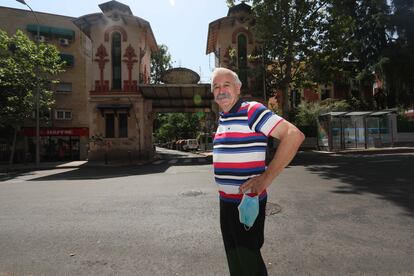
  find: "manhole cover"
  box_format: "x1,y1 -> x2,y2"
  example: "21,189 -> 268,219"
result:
266,202 -> 282,216
181,190 -> 204,197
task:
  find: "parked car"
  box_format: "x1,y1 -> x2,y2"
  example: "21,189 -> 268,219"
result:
182,139 -> 199,151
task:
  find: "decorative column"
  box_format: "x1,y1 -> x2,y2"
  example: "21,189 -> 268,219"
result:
94,44 -> 109,92
122,44 -> 138,91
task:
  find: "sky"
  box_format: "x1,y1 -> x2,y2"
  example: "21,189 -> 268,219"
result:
2,0 -> 230,83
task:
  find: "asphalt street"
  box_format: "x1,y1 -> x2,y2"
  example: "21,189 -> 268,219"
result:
0,149 -> 413,275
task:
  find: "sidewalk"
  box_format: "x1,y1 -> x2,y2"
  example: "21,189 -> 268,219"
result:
1,147 -> 412,174
0,159 -> 154,174
0,150 -> 212,173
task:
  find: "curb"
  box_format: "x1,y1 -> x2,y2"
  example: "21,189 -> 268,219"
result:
308,147 -> 414,155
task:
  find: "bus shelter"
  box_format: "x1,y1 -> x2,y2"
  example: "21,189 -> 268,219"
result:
317,110 -> 397,151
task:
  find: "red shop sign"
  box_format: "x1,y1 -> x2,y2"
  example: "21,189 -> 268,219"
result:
21,127 -> 89,137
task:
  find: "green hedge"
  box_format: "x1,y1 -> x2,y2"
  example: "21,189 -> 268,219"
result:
397,120 -> 414,132
298,125 -> 317,137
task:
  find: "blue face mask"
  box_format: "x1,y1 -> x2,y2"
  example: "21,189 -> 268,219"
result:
238,193 -> 259,231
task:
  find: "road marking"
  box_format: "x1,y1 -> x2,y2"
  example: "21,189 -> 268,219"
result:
153,160 -> 164,165
168,159 -> 178,164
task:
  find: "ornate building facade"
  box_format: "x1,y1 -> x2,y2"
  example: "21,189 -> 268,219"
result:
0,1 -> 158,161
206,3 -> 265,102
73,1 -> 157,161
206,2 -> 372,112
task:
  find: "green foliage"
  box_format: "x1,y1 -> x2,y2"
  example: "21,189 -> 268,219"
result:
228,0 -> 413,110
397,120 -> 414,133
295,99 -> 351,126
226,0 -> 235,7
153,113 -> 202,143
0,30 -> 64,128
249,0 -> 328,119
150,44 -> 173,84
314,0 -> 414,108
396,107 -> 414,132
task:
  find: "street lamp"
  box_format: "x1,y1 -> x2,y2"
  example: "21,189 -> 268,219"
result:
15,0 -> 40,166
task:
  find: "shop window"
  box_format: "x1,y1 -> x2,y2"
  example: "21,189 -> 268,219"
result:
118,113 -> 128,138
112,32 -> 122,90
105,113 -> 115,138
237,34 -> 248,88
56,82 -> 72,93
55,110 -> 72,120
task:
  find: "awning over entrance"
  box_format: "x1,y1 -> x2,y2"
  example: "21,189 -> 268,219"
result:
140,84 -> 214,113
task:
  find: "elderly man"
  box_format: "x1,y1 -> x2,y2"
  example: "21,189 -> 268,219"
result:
211,67 -> 305,276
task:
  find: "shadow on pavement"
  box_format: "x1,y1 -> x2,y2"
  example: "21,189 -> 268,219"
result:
22,156 -> 212,181
293,152 -> 414,217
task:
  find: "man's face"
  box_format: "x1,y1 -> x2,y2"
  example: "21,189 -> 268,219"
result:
212,73 -> 241,112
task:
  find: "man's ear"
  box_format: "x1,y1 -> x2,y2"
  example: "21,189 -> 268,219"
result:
236,83 -> 242,94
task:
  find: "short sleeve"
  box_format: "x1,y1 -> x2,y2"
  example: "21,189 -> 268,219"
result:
247,102 -> 284,136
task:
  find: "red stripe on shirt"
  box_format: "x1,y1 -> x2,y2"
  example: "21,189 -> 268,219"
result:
213,161 -> 265,169
219,190 -> 267,199
214,132 -> 263,138
247,103 -> 262,118
268,118 -> 285,136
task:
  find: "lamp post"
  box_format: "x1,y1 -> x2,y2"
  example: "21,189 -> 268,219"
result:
16,0 -> 40,166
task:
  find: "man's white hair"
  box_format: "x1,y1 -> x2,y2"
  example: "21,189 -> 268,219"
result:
211,67 -> 242,92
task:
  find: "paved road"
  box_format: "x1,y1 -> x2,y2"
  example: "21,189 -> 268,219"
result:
0,150 -> 413,275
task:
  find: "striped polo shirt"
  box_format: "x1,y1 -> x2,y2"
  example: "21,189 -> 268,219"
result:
213,99 -> 284,203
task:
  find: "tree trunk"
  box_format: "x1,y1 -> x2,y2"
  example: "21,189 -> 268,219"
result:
282,84 -> 290,120
282,58 -> 293,120
8,127 -> 17,165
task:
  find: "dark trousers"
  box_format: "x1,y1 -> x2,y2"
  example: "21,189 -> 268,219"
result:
220,199 -> 268,276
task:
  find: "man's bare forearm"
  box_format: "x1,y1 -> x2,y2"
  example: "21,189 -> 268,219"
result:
263,126 -> 305,185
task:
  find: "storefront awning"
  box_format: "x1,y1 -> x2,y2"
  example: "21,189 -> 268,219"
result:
140,84 -> 214,113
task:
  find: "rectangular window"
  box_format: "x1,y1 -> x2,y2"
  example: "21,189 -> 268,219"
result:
105,113 -> 115,138
56,82 -> 72,93
118,113 -> 128,138
55,110 -> 72,120
59,53 -> 74,67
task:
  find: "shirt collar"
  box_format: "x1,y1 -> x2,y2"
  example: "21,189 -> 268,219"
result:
226,98 -> 243,114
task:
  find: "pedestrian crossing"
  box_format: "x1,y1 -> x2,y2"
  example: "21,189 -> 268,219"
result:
151,157 -> 211,166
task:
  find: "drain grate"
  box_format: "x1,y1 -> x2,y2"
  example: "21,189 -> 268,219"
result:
181,190 -> 205,197
266,202 -> 282,216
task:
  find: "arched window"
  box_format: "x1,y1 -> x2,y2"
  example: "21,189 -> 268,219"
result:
112,32 -> 122,90
237,34 -> 248,88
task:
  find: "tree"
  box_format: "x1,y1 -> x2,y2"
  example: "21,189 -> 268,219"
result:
228,0 -> 328,119
154,113 -> 201,143
382,0 -> 414,108
150,44 -> 173,84
0,30 -> 64,163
